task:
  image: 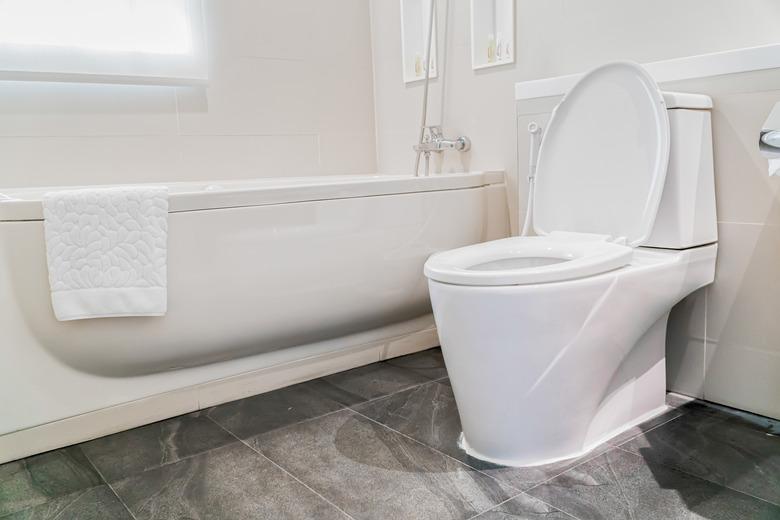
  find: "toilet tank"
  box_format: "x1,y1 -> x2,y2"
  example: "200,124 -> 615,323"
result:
643,92 -> 717,249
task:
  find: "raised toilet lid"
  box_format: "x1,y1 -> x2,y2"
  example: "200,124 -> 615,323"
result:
532,61 -> 671,247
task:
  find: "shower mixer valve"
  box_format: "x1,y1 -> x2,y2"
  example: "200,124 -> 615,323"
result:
414,126 -> 471,153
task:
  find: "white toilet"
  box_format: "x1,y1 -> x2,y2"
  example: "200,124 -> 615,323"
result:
424,62 -> 718,467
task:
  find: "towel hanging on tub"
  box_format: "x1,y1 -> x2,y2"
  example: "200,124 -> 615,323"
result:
42,186 -> 168,321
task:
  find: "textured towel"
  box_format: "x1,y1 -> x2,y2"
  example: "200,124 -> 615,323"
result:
42,186 -> 168,321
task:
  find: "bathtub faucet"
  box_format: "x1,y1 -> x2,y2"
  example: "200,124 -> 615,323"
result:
414,126 -> 471,154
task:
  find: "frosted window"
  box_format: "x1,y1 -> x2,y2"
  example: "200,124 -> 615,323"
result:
0,0 -> 206,85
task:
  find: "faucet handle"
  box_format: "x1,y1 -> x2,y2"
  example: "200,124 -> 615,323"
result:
424,125 -> 443,141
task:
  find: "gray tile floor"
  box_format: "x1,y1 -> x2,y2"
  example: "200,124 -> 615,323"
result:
2,348 -> 779,519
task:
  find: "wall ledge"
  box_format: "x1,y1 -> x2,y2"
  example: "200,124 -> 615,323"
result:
515,43 -> 780,100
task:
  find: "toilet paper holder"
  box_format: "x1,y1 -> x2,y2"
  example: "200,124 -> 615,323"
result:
760,102 -> 780,176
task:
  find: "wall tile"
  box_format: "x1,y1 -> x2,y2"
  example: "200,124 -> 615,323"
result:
705,222 -> 780,418
205,0 -> 311,61
0,136 -> 181,188
0,1 -> 377,188
710,90 -> 780,226
317,132 -> 377,175
175,135 -> 321,180
175,58 -> 317,136
0,82 -> 178,139
666,289 -> 707,398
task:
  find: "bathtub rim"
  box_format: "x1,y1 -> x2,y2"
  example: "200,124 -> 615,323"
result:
0,170 -> 505,222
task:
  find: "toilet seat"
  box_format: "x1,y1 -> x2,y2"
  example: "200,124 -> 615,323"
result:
424,232 -> 632,286
531,61 -> 670,247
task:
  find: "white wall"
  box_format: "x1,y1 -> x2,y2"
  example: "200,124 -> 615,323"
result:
370,0 -> 780,229
370,0 -> 780,419
0,0 -> 376,189
663,70 -> 780,420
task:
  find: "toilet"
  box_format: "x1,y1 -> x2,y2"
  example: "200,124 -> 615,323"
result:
424,62 -> 718,467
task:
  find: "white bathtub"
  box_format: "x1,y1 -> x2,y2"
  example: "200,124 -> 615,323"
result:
0,171 -> 508,462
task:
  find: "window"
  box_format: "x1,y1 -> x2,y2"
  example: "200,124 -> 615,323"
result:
0,0 -> 206,85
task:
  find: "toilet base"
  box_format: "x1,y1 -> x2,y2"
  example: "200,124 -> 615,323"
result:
430,245 -> 717,469
457,402 -> 669,468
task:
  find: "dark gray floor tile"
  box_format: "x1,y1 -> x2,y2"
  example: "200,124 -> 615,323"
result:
473,493 -> 575,519
691,401 -> 780,435
607,407 -> 685,447
80,411 -> 236,481
251,409 -> 515,520
206,378 -> 358,440
385,348 -> 449,380
528,448 -> 780,520
354,381 -> 607,491
0,447 -> 102,517
354,381 -> 466,459
621,406 -> 780,505
320,360 -> 432,402
2,486 -> 132,520
112,442 -> 346,520
471,446 -> 611,495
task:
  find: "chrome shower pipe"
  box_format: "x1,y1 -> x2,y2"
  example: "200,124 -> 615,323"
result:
414,0 -> 436,177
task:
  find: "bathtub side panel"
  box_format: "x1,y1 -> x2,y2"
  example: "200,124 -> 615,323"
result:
0,183 -> 508,437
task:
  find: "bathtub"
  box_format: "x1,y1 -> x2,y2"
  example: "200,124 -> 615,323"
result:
0,171 -> 508,462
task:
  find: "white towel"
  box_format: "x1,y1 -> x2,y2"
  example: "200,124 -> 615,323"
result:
42,186 -> 169,321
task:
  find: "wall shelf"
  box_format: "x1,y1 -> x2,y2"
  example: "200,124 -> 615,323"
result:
400,0 -> 438,84
471,0 -> 514,70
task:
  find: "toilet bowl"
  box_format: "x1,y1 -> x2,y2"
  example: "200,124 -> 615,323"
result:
424,62 -> 718,467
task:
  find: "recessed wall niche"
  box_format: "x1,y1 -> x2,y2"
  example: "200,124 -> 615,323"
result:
471,0 -> 515,70
400,0 -> 438,83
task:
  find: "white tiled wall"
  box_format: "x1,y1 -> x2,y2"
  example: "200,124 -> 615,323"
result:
515,77 -> 780,421
370,0 -> 780,419
661,71 -> 780,419
0,0 -> 376,189
369,0 -> 780,232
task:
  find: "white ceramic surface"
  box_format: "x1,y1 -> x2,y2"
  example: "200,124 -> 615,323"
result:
429,245 -> 717,466
0,172 -> 509,447
424,232 -> 632,286
532,62 -> 670,247
425,64 -> 719,466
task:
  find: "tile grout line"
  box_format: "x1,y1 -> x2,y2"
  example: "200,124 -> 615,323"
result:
520,447 -> 646,520
347,407 -> 526,494
612,445 -> 780,509
79,454 -> 138,520
349,406 -> 587,520
77,410 -> 351,501
351,383 -> 651,497
204,415 -> 357,520
43,489 -> 92,520
520,447 -> 613,495
521,402 -> 704,497
346,407 -> 533,516
102,481 -> 138,520
610,409 -> 690,448
523,400 -> 704,494
346,377 -> 444,409
466,491 -> 583,520
173,87 -> 181,136
73,371 -> 443,487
